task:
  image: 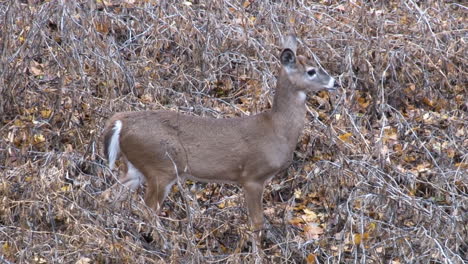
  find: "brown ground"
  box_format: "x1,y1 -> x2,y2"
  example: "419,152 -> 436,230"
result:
0,0 -> 466,263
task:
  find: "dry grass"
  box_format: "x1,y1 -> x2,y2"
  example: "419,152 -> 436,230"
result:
0,0 -> 467,263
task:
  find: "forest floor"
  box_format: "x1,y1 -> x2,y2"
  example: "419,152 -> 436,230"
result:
0,1 -> 466,263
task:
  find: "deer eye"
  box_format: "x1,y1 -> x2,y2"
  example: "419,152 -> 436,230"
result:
307,69 -> 316,76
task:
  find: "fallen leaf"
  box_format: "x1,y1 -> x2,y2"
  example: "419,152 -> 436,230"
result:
75,257 -> 92,264
354,232 -> 370,245
302,208 -> 318,222
30,61 -> 43,76
40,109 -> 52,119
14,119 -> 24,127
289,217 -> 304,226
384,127 -> 398,142
61,185 -> 71,192
422,97 -> 434,107
357,96 -> 370,108
304,223 -> 323,240
33,134 -> 46,144
338,132 -> 353,143
294,188 -> 302,199
455,162 -> 468,169
414,162 -> 431,173
367,222 -> 377,232
306,253 -> 317,264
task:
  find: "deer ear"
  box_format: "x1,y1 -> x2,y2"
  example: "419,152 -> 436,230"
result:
280,49 -> 296,67
282,35 -> 298,53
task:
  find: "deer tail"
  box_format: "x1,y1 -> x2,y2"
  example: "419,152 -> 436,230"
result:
103,120 -> 122,170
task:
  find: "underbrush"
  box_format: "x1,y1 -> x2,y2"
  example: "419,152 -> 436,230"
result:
0,1 -> 466,263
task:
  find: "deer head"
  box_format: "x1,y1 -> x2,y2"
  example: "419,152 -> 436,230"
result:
280,35 -> 336,92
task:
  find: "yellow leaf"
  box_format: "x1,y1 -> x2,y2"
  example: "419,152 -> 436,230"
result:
367,222 -> 377,232
393,143 -> 403,152
248,16 -> 256,25
338,132 -> 353,143
95,22 -> 109,34
217,199 -> 236,209
289,217 -> 303,226
317,90 -> 330,99
61,185 -> 71,192
14,119 -> 23,127
0,182 -> 10,193
41,109 -> 52,118
109,243 -> 123,251
353,232 -> 370,245
404,155 -> 416,162
357,96 -> 370,108
422,97 -> 434,107
415,162 -> 431,173
242,0 -> 251,8
363,232 -> 370,240
384,127 -> 398,142
2,242 -> 9,252
302,208 -> 318,222
303,163 -> 313,172
400,15 -> 409,25
140,94 -> 153,103
306,253 -> 317,264
217,200 -> 226,209
353,233 -> 362,244
294,188 -> 302,199
33,134 -> 46,144
445,148 -> 455,158
33,256 -> 47,264
220,244 -> 228,253
455,162 -> 468,169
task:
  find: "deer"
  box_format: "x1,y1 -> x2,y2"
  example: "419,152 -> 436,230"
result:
102,35 -> 337,248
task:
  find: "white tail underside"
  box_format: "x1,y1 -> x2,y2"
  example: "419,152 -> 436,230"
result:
108,120 -> 122,170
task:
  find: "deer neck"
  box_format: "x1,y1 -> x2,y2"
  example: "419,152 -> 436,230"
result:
269,71 -> 307,145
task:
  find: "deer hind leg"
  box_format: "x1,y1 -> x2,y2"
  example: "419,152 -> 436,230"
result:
144,172 -> 176,214
103,160 -> 145,203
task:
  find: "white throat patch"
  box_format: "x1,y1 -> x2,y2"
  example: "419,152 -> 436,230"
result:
297,91 -> 306,102
326,77 -> 336,89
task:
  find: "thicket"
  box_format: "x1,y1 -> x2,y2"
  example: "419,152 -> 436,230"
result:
0,0 -> 466,263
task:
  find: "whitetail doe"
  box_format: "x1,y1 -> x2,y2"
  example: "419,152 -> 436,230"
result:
102,35 -> 336,245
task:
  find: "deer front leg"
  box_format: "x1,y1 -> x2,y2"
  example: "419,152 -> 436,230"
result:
243,181 -> 266,251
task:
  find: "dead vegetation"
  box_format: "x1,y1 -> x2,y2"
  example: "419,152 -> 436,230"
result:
0,0 -> 467,263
